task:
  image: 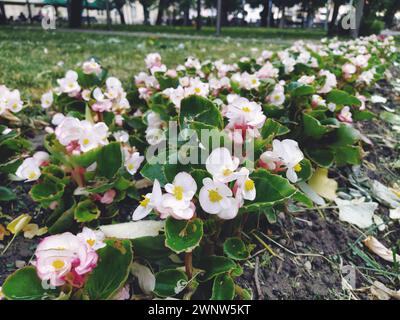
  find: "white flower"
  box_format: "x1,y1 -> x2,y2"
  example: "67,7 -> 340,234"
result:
82,58 -> 102,75
6,89 -> 23,113
268,89 -> 285,106
225,97 -> 266,129
298,75 -> 315,85
125,152 -> 144,175
161,172 -> 197,220
235,167 -> 256,205
15,158 -> 41,182
41,90 -> 53,109
185,78 -> 209,97
145,53 -> 162,69
57,70 -> 81,94
311,94 -> 326,108
113,130 -> 129,143
132,180 -> 162,221
206,147 -> 240,183
199,178 -> 238,220
77,227 -> 106,251
318,70 -> 337,93
342,63 -> 356,75
260,139 -> 304,183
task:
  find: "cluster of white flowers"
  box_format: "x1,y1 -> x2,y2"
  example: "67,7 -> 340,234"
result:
0,85 -> 23,114
132,147 -> 256,221
54,116 -> 109,154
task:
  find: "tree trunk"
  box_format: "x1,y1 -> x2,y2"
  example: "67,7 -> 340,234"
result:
183,6 -> 190,26
156,0 -> 166,25
0,2 -> 7,25
68,0 -> 83,28
306,6 -> 313,28
221,0 -> 228,26
143,3 -> 150,25
328,0 -> 340,36
117,7 -> 126,24
383,0 -> 400,28
260,1 -> 269,27
279,6 -> 285,28
351,0 -> 364,38
196,0 -> 201,31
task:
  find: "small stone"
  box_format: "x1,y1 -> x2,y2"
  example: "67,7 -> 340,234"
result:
304,261 -> 312,271
15,260 -> 26,268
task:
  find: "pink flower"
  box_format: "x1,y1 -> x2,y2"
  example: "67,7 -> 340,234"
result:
338,106 -> 353,123
32,232 -> 99,287
100,189 -> 116,204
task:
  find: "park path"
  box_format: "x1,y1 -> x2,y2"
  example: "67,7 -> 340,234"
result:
17,25 -> 298,45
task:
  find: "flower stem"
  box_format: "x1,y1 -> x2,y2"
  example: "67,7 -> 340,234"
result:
184,251 -> 193,279
1,233 -> 17,255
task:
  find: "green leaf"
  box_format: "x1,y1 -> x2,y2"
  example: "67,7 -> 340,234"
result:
352,109 -> 375,121
165,217 -> 204,254
179,95 -> 223,130
97,142 -> 122,179
154,269 -> 188,297
70,147 -> 100,167
132,235 -> 170,260
0,186 -> 16,201
334,145 -> 361,166
85,239 -> 133,300
293,191 -> 313,208
331,124 -> 360,147
140,152 -> 179,186
211,274 -> 235,300
302,113 -> 333,139
242,169 -> 297,212
306,148 -> 334,167
263,207 -> 278,223
30,176 -> 65,208
2,267 -> 57,300
47,203 -> 76,234
326,89 -> 361,106
261,118 -> 290,140
74,199 -> 100,223
223,238 -> 249,261
296,158 -> 313,181
197,256 -> 237,281
292,85 -> 315,97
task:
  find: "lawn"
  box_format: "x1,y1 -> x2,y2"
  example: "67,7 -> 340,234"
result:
0,27 -> 293,102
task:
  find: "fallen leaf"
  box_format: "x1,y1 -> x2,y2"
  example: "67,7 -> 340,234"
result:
99,221 -> 164,239
0,224 -> 10,241
363,236 -> 400,263
389,207 -> 400,220
373,214 -> 386,231
370,281 -> 400,300
7,214 -> 31,234
308,168 -> 337,201
297,181 -> 326,206
370,95 -> 387,104
370,180 -> 400,208
22,224 -> 48,239
335,197 -> 377,229
131,262 -> 156,294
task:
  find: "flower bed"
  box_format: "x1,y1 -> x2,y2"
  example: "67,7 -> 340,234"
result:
0,35 -> 398,300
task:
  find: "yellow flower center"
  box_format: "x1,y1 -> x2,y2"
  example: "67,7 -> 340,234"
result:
208,189 -> 223,203
28,172 -> 37,180
194,87 -> 201,93
127,163 -> 134,171
82,138 -> 90,145
86,239 -> 96,247
223,168 -> 233,177
251,79 -> 257,84
140,196 -> 150,207
244,179 -> 255,191
274,94 -> 281,101
242,106 -> 251,112
52,260 -> 65,270
294,163 -> 302,172
174,186 -> 184,201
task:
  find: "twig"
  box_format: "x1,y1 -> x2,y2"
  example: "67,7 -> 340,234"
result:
252,232 -> 284,261
254,257 -> 264,300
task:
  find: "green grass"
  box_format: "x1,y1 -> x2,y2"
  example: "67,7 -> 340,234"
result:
86,24 -> 327,40
0,26 -> 289,101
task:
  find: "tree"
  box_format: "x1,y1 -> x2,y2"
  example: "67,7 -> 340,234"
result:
383,0 -> 400,28
247,0 -> 271,27
273,0 -> 298,28
68,0 -> 84,28
204,0 -> 242,26
196,0 -> 202,30
0,2 -> 7,25
156,0 -> 167,25
301,0 -> 326,28
114,0 -> 127,24
328,0 -> 345,36
139,0 -> 156,24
